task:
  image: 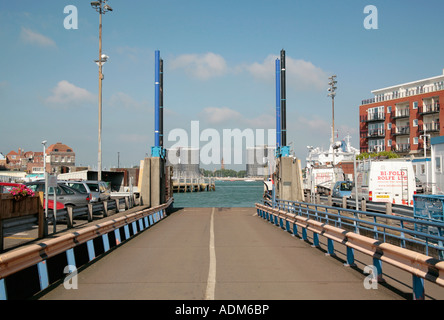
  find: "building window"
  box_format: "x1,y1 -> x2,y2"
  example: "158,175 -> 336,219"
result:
387,106 -> 392,113
413,137 -> 418,145
413,119 -> 418,127
436,156 -> 442,173
387,139 -> 392,147
413,101 -> 418,109
387,123 -> 392,130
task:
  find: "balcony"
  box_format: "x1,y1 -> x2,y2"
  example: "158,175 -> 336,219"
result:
391,125 -> 410,136
393,143 -> 410,153
418,141 -> 431,151
361,112 -> 386,123
368,129 -> 385,138
419,103 -> 440,115
368,145 -> 386,153
418,122 -> 440,133
391,109 -> 410,119
360,130 -> 368,139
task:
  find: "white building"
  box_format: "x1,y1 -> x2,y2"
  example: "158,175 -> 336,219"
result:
246,145 -> 276,177
431,136 -> 444,194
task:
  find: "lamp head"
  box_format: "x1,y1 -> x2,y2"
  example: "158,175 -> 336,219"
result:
91,1 -> 101,8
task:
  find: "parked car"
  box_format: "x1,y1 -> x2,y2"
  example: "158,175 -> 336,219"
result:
61,180 -> 111,202
415,178 -> 424,194
1,182 -> 64,209
332,181 -> 353,198
25,181 -> 90,207
0,182 -> 24,193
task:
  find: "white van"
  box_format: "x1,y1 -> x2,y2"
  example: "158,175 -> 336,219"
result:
354,159 -> 417,206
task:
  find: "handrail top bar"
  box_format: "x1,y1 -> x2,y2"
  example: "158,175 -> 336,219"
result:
273,198 -> 444,228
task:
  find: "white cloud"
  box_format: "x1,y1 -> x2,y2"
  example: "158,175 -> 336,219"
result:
45,80 -> 95,108
109,92 -> 149,110
20,27 -> 56,48
170,52 -> 328,90
199,106 -> 274,129
199,107 -> 241,124
244,54 -> 328,91
170,53 -> 228,80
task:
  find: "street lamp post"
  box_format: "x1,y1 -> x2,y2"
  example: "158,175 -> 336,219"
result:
420,126 -> 430,192
91,0 -> 113,181
328,75 -> 337,165
42,140 -> 48,236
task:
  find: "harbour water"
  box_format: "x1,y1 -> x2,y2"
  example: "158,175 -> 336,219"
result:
172,180 -> 264,208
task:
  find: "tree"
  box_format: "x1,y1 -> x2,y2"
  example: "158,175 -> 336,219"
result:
356,151 -> 399,160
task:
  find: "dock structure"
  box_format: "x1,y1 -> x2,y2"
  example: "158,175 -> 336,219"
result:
172,177 -> 215,193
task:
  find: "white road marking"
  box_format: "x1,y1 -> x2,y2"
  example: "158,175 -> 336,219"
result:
204,207 -> 216,300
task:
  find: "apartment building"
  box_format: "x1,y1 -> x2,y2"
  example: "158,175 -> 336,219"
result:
359,69 -> 444,156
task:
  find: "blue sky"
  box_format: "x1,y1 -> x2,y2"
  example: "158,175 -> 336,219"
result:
1,0 -> 444,170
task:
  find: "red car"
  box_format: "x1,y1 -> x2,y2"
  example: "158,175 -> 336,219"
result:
0,182 -> 23,193
0,182 -> 64,209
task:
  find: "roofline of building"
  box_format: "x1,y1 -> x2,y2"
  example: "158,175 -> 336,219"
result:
371,72 -> 444,94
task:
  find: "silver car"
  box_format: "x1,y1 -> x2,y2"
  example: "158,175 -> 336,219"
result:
61,180 -> 111,202
25,181 -> 90,207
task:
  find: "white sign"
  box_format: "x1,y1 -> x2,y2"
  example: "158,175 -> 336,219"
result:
48,175 -> 58,188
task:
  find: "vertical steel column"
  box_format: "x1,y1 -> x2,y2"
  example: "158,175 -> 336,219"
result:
154,50 -> 160,147
275,58 -> 281,149
160,58 -> 164,148
280,49 -> 287,147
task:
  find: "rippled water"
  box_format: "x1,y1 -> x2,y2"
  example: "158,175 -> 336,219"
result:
172,180 -> 264,208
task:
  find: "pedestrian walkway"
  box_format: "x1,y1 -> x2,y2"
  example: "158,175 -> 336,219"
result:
39,207 -> 443,300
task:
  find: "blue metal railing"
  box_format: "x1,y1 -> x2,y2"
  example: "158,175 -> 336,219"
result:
267,198 -> 444,260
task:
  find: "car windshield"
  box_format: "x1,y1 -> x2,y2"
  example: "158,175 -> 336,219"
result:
26,184 -> 44,192
67,183 -> 87,193
87,183 -> 100,192
60,185 -> 75,195
340,183 -> 353,191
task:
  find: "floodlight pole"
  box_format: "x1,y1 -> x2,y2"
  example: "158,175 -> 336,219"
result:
91,0 -> 112,181
328,75 -> 337,165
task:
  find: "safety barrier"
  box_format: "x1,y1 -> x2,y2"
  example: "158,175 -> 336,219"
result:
310,194 -> 414,217
1,196 -> 135,252
0,198 -> 173,300
256,202 -> 444,300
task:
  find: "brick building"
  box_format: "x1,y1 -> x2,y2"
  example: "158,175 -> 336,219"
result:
46,142 -> 76,174
360,69 -> 444,157
5,142 -> 75,174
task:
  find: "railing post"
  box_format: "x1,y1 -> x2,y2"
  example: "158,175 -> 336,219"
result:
312,233 -> 319,247
372,257 -> 384,283
326,239 -> 335,255
361,199 -> 366,212
302,226 -> 308,241
125,197 -> 129,210
293,222 -> 299,237
385,202 -> 392,215
67,206 -> 74,228
88,203 -> 93,222
87,239 -> 95,261
413,275 -> 425,300
286,220 -> 291,233
344,247 -> 355,267
103,200 -> 108,217
0,279 -> 6,300
37,261 -> 49,291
